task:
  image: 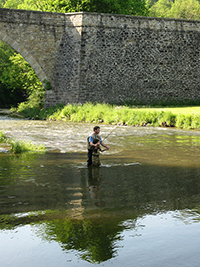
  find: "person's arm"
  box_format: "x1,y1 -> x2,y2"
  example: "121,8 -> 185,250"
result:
90,141 -> 99,148
100,141 -> 109,150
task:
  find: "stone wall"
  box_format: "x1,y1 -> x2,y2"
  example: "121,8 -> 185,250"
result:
49,14 -> 83,105
77,13 -> 200,104
0,9 -> 200,106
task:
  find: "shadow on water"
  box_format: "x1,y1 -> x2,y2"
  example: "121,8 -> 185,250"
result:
1,152 -> 200,264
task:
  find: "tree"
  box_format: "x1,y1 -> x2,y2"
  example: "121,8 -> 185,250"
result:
3,0 -> 24,9
150,0 -> 173,17
150,0 -> 200,19
169,0 -> 200,20
0,41 -> 43,108
146,0 -> 159,7
0,41 -> 27,107
0,0 -> 6,8
17,0 -> 149,16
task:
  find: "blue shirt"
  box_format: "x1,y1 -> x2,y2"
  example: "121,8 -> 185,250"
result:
89,135 -> 102,143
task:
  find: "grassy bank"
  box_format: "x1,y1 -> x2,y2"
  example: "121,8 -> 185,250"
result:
12,103 -> 200,130
0,131 -> 46,154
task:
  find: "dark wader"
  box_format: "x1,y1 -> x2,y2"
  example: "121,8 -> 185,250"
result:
87,148 -> 93,167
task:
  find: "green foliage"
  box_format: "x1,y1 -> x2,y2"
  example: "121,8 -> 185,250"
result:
43,79 -> 52,91
4,0 -> 149,16
0,40 -> 44,108
191,113 -> 200,129
1,52 -> 43,96
0,0 -> 7,8
150,0 -> 174,17
15,102 -> 62,120
170,0 -> 200,19
13,103 -> 42,119
0,41 -> 13,71
13,102 -> 200,130
5,51 -> 45,110
0,41 -> 26,107
157,111 -> 176,126
150,0 -> 200,19
3,0 -> 24,8
175,114 -> 192,129
0,131 -> 46,153
0,131 -> 7,143
9,140 -> 46,154
146,0 -> 159,7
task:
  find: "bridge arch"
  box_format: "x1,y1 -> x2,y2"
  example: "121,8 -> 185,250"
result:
0,31 -> 47,84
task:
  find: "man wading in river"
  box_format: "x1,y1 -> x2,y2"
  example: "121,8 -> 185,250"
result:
87,126 -> 109,167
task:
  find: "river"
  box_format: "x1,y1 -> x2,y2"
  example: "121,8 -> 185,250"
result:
0,109 -> 200,267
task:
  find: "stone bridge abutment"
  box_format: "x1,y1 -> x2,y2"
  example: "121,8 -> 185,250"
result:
0,8 -> 200,106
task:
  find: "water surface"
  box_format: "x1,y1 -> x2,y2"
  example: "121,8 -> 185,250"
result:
0,110 -> 200,267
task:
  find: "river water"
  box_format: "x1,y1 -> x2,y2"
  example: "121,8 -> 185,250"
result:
0,109 -> 200,267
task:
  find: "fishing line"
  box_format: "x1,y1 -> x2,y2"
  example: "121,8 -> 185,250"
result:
102,125 -> 119,142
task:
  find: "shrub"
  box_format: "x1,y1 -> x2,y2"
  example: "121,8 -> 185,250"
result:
0,131 -> 7,143
175,114 -> 193,129
9,140 -> 46,154
0,131 -> 46,154
158,111 -> 176,127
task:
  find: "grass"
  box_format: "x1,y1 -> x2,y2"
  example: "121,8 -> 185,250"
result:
12,102 -> 200,130
0,131 -> 46,154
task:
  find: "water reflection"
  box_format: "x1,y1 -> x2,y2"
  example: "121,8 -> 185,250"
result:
37,216 -> 125,263
1,153 -> 200,215
87,167 -> 102,205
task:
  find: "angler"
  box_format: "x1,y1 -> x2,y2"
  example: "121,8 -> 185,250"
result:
87,126 -> 109,167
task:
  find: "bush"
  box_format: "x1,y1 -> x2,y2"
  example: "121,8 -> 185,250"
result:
191,113 -> 200,129
9,140 -> 46,154
158,111 -> 176,127
175,114 -> 192,129
0,131 -> 46,154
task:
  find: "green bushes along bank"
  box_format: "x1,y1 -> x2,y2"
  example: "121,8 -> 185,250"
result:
0,131 -> 46,154
12,103 -> 200,130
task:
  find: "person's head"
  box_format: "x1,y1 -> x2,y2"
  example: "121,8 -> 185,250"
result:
93,126 -> 100,134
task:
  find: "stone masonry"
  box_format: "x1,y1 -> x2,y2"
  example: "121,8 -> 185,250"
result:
0,8 -> 200,106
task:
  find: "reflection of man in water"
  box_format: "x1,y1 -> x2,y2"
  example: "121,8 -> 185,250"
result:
87,126 -> 109,167
87,167 -> 101,206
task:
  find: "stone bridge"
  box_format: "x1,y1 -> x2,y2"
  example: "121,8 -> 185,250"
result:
0,8 -> 200,106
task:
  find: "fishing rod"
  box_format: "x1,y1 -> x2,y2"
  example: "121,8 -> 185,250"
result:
102,124 -> 119,142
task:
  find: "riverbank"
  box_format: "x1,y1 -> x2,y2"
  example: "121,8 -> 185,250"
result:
12,103 -> 200,130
